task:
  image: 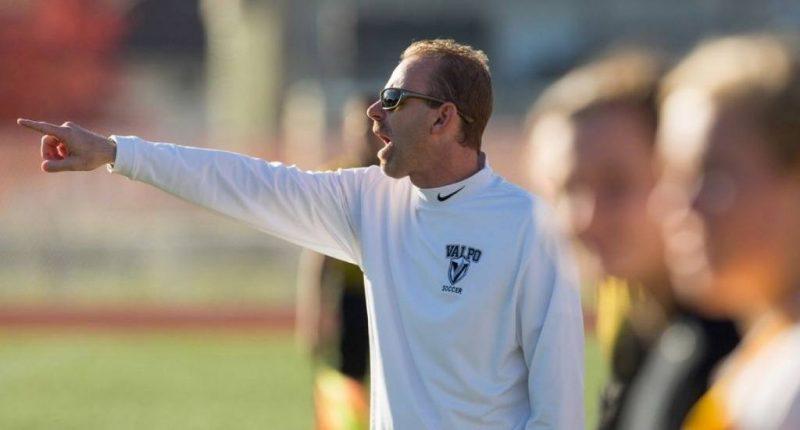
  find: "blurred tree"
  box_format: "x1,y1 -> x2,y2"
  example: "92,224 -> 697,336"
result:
201,0 -> 283,149
0,0 -> 126,124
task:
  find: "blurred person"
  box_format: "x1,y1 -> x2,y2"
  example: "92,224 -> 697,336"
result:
526,49 -> 739,429
18,39 -> 584,429
637,33 -> 800,430
295,94 -> 382,430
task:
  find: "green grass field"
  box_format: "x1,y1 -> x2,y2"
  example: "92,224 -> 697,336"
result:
0,330 -> 606,429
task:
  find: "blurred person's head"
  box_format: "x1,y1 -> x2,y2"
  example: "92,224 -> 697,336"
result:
656,34 -> 800,321
527,49 -> 667,291
341,94 -> 384,167
366,39 -> 492,184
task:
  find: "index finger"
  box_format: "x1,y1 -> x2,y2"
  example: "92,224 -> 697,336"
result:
17,118 -> 65,138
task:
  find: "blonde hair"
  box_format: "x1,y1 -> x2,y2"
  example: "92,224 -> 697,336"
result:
662,33 -> 800,170
402,39 -> 492,150
529,48 -> 665,141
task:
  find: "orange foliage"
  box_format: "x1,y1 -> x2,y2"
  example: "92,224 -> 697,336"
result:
0,0 -> 126,124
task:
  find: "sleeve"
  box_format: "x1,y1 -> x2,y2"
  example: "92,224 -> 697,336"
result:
109,135 -> 366,265
517,203 -> 585,430
780,390 -> 800,430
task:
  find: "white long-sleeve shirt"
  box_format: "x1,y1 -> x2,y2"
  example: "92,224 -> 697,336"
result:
109,136 -> 585,430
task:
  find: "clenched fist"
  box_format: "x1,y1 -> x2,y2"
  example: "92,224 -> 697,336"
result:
17,119 -> 117,172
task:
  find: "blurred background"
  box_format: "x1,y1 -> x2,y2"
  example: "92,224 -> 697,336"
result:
1,1 -> 799,429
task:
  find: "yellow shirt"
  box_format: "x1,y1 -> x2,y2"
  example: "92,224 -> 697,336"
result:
595,277 -> 634,361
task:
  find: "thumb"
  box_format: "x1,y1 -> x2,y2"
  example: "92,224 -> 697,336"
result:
42,157 -> 82,173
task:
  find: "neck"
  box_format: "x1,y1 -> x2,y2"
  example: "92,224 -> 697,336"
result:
766,289 -> 800,326
736,271 -> 800,331
409,146 -> 483,188
644,269 -> 676,314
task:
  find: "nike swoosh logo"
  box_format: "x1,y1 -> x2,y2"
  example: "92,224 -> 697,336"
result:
437,186 -> 465,202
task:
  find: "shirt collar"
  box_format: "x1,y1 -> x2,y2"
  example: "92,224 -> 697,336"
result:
415,155 -> 494,205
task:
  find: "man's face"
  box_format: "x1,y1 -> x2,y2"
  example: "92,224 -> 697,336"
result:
656,102 -> 800,318
367,57 -> 438,179
548,106 -> 665,284
531,106 -> 665,283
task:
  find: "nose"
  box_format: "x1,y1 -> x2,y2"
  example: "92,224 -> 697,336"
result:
649,178 -> 695,239
690,172 -> 735,218
566,190 -> 598,247
574,198 -> 600,250
366,100 -> 384,122
690,181 -> 706,216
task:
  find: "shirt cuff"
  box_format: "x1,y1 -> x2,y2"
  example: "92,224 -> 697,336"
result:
106,135 -> 138,178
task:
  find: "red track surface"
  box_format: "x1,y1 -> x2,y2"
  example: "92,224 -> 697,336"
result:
0,305 -> 296,331
0,305 -> 596,332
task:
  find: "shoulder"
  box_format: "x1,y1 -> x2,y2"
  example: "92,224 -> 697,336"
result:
332,165 -> 381,180
488,177 -> 537,206
332,165 -> 413,203
329,165 -> 389,190
466,174 -> 567,256
510,184 -> 561,244
493,178 -> 576,276
336,165 -> 394,185
727,324 -> 800,428
483,176 -> 554,225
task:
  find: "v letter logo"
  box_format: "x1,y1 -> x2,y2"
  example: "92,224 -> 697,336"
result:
448,258 -> 470,285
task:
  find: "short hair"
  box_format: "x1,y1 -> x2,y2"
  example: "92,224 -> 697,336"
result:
529,48 -> 665,143
661,33 -> 800,171
402,39 -> 492,151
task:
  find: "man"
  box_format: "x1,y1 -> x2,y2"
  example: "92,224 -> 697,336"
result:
18,39 -> 584,429
630,33 -> 800,430
526,49 -> 737,429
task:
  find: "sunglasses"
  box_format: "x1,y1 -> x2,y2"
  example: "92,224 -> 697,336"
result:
380,88 -> 474,124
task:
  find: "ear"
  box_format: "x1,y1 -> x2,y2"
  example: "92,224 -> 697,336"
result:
431,102 -> 458,135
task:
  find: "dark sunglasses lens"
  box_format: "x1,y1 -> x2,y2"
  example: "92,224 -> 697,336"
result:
381,89 -> 401,108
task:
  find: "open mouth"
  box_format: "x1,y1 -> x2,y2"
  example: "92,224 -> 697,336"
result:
374,129 -> 393,163
373,126 -> 392,145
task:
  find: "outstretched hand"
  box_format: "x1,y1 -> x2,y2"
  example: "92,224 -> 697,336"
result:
17,119 -> 117,173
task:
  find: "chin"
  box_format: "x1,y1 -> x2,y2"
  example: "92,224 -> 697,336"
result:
597,253 -> 628,280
